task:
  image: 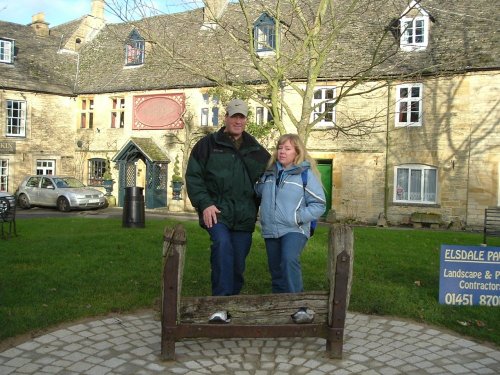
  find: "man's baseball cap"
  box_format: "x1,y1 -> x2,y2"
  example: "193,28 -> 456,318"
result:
226,99 -> 248,117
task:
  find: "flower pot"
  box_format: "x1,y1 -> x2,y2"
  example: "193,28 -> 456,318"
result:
172,181 -> 183,200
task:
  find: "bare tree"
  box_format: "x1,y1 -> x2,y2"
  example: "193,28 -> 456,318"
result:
103,1 -> 426,142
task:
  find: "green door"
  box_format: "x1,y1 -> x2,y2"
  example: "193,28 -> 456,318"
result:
317,161 -> 332,217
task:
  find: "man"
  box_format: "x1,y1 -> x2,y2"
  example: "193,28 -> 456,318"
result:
186,98 -> 270,323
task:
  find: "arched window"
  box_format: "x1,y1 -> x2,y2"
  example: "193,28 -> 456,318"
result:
125,29 -> 145,66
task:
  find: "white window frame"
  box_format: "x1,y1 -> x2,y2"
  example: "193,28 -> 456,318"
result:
255,106 -> 273,125
6,99 -> 26,137
400,16 -> 428,51
395,83 -> 423,127
36,159 -> 55,175
200,108 -> 209,126
200,93 -> 219,127
0,159 -> 8,192
394,164 -> 437,204
311,86 -> 336,127
0,38 -> 14,63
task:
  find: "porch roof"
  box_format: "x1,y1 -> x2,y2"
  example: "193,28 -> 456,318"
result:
112,137 -> 170,163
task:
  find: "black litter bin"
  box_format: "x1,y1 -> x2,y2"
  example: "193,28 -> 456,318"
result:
122,186 -> 145,228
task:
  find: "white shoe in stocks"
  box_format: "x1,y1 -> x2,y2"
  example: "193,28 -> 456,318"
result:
208,310 -> 232,324
291,307 -> 315,324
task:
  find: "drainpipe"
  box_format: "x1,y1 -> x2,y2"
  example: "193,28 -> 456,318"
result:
465,126 -> 472,225
384,80 -> 392,218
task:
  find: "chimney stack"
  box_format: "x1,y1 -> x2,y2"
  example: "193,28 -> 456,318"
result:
30,13 -> 49,37
91,0 -> 105,20
203,0 -> 228,25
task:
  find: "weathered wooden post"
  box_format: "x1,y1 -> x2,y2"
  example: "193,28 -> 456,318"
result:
326,224 -> 354,359
160,224 -> 186,361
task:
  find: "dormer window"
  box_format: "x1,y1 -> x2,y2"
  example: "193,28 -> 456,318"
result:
0,38 -> 14,63
125,30 -> 145,66
254,13 -> 276,54
399,1 -> 429,51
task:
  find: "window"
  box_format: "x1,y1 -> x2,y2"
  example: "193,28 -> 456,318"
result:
41,177 -> 55,189
6,100 -> 26,136
125,30 -> 145,66
0,38 -> 14,63
200,93 -> 219,126
111,97 -> 125,128
36,160 -> 55,175
255,106 -> 273,125
394,165 -> 437,204
254,13 -> 276,53
395,83 -> 423,127
399,1 -> 429,51
311,87 -> 336,126
88,158 -> 106,186
26,176 -> 41,188
400,17 -> 428,51
80,98 -> 94,129
0,159 -> 8,192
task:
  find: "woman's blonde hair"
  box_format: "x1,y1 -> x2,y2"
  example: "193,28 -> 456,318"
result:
268,133 -> 321,178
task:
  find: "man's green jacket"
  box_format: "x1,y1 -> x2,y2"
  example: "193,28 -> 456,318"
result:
186,127 -> 270,231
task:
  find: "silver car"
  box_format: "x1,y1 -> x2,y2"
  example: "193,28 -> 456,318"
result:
16,175 -> 107,212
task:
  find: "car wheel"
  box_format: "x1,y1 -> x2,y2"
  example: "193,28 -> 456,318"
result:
18,194 -> 31,209
57,196 -> 71,212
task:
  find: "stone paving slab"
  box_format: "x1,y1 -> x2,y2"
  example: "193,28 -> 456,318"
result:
0,312 -> 499,374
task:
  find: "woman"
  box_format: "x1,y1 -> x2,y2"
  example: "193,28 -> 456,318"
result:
256,134 -> 326,322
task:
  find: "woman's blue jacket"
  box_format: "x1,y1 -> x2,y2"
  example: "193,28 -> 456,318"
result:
255,161 -> 326,238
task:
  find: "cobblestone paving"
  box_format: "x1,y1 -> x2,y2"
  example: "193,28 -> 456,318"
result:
1,311 -> 499,374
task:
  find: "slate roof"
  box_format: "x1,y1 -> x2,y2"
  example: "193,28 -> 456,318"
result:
1,0 -> 498,96
75,0 -> 500,94
0,21 -> 77,95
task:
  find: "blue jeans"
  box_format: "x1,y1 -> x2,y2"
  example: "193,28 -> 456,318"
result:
265,232 -> 308,293
206,223 -> 253,296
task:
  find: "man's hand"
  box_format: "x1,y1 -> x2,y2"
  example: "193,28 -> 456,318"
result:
203,205 -> 221,228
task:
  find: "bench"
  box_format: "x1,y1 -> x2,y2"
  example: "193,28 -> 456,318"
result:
0,195 -> 17,239
410,212 -> 442,229
483,207 -> 500,245
160,223 -> 353,361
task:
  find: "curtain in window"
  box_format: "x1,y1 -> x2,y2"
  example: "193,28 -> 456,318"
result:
396,168 -> 409,200
423,169 -> 436,201
410,169 -> 422,201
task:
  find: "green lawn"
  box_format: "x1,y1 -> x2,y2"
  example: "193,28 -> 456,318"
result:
0,217 -> 498,347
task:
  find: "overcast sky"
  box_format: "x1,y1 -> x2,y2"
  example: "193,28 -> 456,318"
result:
0,0 -> 197,27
